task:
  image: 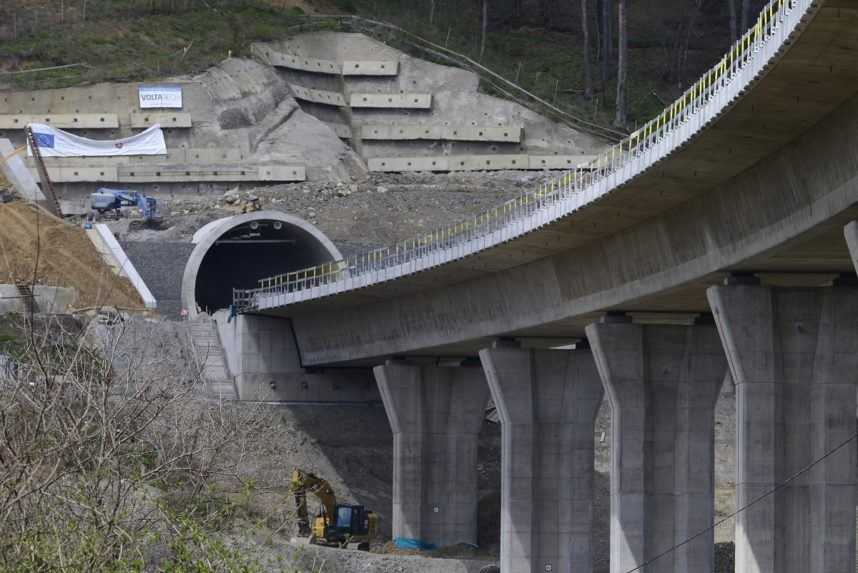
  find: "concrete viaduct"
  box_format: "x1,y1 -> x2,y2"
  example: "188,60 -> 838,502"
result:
208,0 -> 858,571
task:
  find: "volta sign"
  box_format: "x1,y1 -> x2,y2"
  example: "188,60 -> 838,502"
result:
138,85 -> 183,109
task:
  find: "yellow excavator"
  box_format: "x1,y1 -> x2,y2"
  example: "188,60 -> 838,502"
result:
290,468 -> 379,551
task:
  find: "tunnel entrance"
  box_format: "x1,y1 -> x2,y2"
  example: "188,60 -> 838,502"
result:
192,217 -> 337,314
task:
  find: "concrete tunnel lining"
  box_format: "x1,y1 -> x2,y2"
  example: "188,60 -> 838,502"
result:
182,211 -> 342,317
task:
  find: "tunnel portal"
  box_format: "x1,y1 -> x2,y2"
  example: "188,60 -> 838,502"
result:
182,212 -> 341,316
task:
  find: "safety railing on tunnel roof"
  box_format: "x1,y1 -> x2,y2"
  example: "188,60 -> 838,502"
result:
233,0 -> 807,314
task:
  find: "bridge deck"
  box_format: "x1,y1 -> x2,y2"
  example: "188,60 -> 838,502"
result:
249,0 -> 858,365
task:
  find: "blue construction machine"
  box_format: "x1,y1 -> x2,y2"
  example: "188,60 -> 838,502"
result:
88,188 -> 161,226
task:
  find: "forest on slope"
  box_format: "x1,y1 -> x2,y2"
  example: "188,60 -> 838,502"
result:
0,0 -> 771,130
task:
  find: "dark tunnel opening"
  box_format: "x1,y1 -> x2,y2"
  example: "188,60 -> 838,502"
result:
195,219 -> 335,314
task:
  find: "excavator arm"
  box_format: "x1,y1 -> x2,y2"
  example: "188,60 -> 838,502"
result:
289,468 -> 378,550
290,469 -> 338,535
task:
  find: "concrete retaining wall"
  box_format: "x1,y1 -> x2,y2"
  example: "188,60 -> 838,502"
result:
0,138 -> 44,200
89,224 -> 157,309
0,285 -> 77,314
255,32 -> 606,171
0,58 -> 361,190
215,311 -> 379,402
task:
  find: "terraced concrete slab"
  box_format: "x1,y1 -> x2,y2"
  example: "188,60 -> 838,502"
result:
289,84 -> 346,107
30,164 -> 306,183
267,51 -> 342,74
368,154 -> 595,172
361,124 -> 522,142
117,164 -> 306,183
528,155 -> 597,169
350,93 -> 432,109
25,148 -> 251,167
341,60 -> 399,76
0,113 -> 119,129
256,44 -> 398,77
32,165 -> 119,182
130,112 -> 192,129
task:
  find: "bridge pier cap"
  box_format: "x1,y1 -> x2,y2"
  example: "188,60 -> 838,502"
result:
181,211 -> 342,318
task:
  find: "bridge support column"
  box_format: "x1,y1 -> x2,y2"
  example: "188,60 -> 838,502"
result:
478,345 -> 604,573
373,360 -> 489,549
707,281 -> 858,573
586,319 -> 726,573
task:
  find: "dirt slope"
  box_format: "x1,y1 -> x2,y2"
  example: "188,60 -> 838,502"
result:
0,201 -> 144,310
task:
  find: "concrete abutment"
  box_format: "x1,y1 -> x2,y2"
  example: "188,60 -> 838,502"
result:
586,320 -> 726,573
479,345 -> 604,573
707,282 -> 858,573
373,360 -> 490,549
217,313 -> 378,402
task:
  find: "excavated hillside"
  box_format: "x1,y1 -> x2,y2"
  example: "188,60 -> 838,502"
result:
0,201 -> 144,310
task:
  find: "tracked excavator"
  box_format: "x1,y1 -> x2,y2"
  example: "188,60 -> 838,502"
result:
290,468 -> 379,551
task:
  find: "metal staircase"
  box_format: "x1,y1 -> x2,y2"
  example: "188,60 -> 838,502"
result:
187,318 -> 238,400
15,283 -> 38,316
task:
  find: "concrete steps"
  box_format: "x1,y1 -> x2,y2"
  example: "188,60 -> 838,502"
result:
188,318 -> 237,400
14,283 -> 37,315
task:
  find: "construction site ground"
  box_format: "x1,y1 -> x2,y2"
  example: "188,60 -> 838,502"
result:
103,171 -> 554,251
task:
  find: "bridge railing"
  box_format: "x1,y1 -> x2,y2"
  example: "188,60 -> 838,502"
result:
235,0 -> 800,313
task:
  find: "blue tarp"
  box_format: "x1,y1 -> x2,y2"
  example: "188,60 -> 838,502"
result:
394,537 -> 438,551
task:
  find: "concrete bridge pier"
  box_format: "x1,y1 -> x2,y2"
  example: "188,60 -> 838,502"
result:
373,360 -> 489,549
479,344 -> 604,573
707,279 -> 858,573
586,318 -> 726,573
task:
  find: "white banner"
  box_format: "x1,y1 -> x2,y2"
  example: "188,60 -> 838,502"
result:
27,123 -> 167,157
139,85 -> 183,109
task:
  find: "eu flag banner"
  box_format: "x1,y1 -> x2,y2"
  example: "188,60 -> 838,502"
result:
32,132 -> 55,149
26,123 -> 166,158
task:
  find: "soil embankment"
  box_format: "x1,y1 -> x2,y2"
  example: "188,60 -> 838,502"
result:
0,201 -> 144,310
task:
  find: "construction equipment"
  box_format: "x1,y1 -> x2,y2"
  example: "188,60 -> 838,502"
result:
25,126 -> 62,217
290,468 -> 378,551
89,188 -> 160,224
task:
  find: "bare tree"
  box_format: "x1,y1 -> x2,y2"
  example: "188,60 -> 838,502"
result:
728,0 -> 738,44
614,0 -> 627,127
0,313 -> 275,570
480,0 -> 489,61
741,0 -> 751,33
601,0 -> 613,87
512,0 -> 522,25
581,0 -> 593,99
673,0 -> 704,88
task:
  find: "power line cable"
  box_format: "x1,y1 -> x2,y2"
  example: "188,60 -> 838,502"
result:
624,430 -> 858,573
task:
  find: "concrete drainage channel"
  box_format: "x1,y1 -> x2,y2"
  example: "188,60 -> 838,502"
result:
86,224 -> 157,310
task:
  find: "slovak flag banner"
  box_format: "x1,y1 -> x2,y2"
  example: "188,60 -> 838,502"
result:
27,123 -> 167,158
